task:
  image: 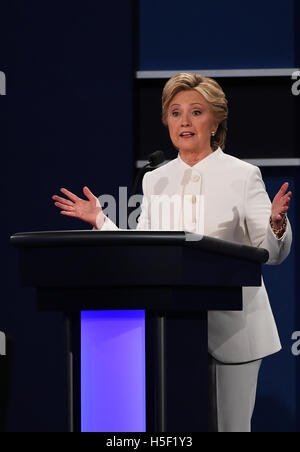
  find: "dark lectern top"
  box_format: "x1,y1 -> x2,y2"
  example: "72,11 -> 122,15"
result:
11,230 -> 269,263
10,230 -> 268,311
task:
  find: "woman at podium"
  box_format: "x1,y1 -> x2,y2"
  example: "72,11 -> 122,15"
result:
52,73 -> 292,432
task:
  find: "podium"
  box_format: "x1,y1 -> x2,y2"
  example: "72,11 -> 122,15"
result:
11,230 -> 268,432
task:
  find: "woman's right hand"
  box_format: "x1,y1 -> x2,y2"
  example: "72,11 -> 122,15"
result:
52,186 -> 105,229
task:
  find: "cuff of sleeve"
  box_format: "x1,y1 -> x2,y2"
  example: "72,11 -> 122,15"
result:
92,213 -> 107,230
268,218 -> 288,241
95,212 -> 105,230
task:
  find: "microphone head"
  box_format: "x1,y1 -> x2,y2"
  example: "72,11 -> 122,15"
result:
148,150 -> 165,167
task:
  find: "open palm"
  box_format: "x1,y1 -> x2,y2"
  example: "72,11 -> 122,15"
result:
271,182 -> 292,224
52,186 -> 103,228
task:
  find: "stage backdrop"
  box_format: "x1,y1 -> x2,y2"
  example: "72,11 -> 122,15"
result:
138,0 -> 295,70
136,0 -> 300,432
1,0 -> 299,432
2,0 -> 133,431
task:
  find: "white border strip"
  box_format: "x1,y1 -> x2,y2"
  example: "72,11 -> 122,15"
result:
136,158 -> 300,169
136,68 -> 299,79
244,158 -> 300,167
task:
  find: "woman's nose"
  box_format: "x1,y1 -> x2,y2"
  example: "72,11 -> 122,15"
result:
181,113 -> 191,126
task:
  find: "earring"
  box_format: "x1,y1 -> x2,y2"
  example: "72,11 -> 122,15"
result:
211,131 -> 216,137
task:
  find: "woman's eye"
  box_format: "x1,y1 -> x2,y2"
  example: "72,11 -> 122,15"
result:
193,110 -> 202,116
171,111 -> 179,117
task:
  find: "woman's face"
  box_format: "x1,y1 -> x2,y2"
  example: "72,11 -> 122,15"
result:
166,89 -> 218,153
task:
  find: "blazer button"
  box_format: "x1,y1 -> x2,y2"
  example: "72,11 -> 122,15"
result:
193,175 -> 200,182
192,195 -> 196,204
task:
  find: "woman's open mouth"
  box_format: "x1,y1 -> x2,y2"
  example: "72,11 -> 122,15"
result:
180,132 -> 195,138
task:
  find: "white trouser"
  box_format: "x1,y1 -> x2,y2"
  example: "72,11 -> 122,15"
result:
208,355 -> 262,432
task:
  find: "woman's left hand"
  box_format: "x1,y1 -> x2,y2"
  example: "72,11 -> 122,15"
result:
271,182 -> 292,228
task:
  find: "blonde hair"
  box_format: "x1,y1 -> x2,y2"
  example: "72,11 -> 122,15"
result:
162,73 -> 228,150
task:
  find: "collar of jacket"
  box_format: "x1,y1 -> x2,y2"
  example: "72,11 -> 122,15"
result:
177,147 -> 223,171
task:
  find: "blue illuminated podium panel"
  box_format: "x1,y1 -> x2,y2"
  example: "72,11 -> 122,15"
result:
81,310 -> 146,432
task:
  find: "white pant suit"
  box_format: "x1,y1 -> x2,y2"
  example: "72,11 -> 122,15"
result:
97,148 -> 292,432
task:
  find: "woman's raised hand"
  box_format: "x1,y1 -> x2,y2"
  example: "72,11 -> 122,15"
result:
271,182 -> 292,226
52,186 -> 105,229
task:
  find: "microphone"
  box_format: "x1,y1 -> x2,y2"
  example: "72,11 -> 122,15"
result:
148,150 -> 165,168
131,150 -> 165,197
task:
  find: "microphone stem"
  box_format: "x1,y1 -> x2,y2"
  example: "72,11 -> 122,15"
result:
130,164 -> 151,198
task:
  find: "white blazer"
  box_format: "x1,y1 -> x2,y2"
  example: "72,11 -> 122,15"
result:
100,148 -> 292,364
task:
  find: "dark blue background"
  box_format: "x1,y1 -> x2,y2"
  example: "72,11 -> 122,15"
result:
254,171 -> 298,432
1,0 -> 133,431
138,0 -> 295,70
